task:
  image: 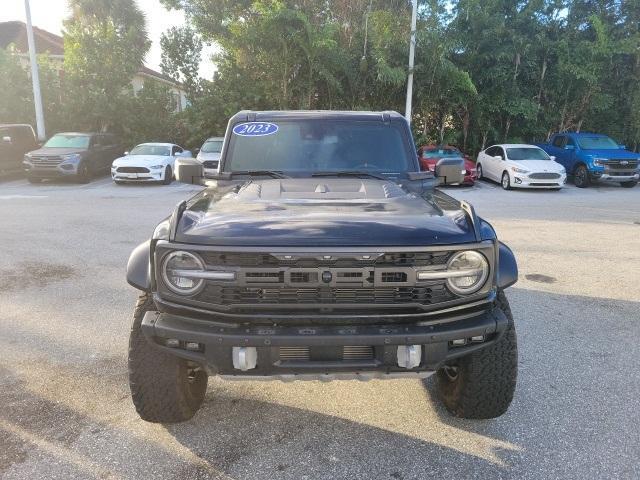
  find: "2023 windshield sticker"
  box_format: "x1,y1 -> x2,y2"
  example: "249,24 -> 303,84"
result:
232,122 -> 279,137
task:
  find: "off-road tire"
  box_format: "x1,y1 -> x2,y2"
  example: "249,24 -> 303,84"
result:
620,180 -> 637,188
501,171 -> 511,190
162,166 -> 173,185
436,290 -> 517,419
573,165 -> 590,188
128,293 -> 208,423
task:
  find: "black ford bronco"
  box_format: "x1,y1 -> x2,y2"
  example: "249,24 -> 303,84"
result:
127,111 -> 518,423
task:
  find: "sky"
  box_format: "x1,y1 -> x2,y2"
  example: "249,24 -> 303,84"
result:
1,0 -> 217,79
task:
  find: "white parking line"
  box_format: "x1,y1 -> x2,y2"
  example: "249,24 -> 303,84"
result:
0,194 -> 48,200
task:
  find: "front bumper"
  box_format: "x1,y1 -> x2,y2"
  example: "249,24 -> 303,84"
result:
463,171 -> 477,185
24,162 -> 79,178
112,169 -> 164,182
140,302 -> 509,378
590,171 -> 639,183
512,173 -> 566,188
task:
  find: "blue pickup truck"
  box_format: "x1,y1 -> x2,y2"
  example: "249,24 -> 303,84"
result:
536,133 -> 639,188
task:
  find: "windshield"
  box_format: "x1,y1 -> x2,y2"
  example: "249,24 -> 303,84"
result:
577,136 -> 619,150
506,147 -> 550,161
129,144 -> 171,156
422,148 -> 460,158
201,140 -> 223,153
226,120 -> 412,174
44,134 -> 90,149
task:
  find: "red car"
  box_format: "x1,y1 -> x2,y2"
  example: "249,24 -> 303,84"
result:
417,144 -> 477,185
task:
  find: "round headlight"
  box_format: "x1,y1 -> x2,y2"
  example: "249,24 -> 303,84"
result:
446,250 -> 489,295
162,251 -> 205,295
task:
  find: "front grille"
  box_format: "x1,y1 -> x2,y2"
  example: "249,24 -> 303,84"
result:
117,166 -> 150,173
529,172 -> 560,179
156,247 -> 492,315
197,284 -> 453,305
29,155 -> 63,167
203,160 -> 219,169
604,159 -> 639,170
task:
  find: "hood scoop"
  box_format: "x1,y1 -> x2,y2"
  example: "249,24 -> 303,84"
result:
235,178 -> 407,201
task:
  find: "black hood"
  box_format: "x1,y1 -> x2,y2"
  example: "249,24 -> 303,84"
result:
28,147 -> 88,156
175,178 -> 476,247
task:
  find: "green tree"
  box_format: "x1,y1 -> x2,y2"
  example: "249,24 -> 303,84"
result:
160,25 -> 203,98
0,48 -> 33,124
63,0 -> 151,131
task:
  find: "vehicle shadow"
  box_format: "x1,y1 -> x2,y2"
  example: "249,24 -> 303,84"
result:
28,170 -> 112,186
164,390 -> 519,479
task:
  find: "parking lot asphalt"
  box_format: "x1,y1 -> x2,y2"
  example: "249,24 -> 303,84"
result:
0,174 -> 639,480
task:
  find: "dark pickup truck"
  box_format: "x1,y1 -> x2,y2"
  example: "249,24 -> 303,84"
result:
126,111 -> 519,423
0,124 -> 39,177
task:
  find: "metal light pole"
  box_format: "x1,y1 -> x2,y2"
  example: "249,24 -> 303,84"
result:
404,0 -> 418,124
24,0 -> 46,141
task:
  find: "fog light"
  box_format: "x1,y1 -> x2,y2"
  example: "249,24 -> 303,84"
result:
165,338 -> 180,348
450,338 -> 467,346
397,345 -> 422,369
471,335 -> 485,343
185,342 -> 202,351
232,346 -> 257,371
514,177 -> 522,184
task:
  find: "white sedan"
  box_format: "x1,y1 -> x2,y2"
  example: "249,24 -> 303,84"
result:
476,144 -> 567,190
111,143 -> 191,185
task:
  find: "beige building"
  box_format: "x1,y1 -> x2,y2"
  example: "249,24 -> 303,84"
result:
0,20 -> 189,112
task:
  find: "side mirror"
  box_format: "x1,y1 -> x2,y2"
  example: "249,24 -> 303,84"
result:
564,144 -> 575,150
124,151 -> 129,156
179,150 -> 193,158
550,155 -> 556,161
2,136 -> 12,143
619,144 -> 626,149
175,157 -> 205,185
493,155 -> 503,161
435,157 -> 465,185
194,147 -> 200,154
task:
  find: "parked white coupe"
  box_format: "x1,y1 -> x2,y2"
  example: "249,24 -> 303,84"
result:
111,143 -> 191,185
476,144 -> 567,190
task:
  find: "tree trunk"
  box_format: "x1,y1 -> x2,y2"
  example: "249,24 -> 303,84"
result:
536,56 -> 547,109
462,109 -> 470,151
481,130 -> 488,151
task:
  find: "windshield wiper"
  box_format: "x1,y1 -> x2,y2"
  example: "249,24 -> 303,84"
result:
311,171 -> 390,181
231,170 -> 289,179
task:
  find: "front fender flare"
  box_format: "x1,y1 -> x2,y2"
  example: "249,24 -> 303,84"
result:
127,240 -> 152,291
497,242 -> 518,289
